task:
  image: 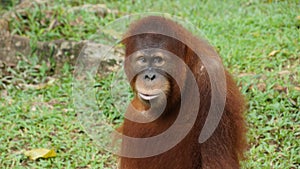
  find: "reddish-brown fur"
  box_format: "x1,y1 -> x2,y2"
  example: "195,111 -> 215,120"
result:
119,16 -> 247,169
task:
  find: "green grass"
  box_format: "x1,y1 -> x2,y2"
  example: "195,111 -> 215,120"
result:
0,0 -> 299,168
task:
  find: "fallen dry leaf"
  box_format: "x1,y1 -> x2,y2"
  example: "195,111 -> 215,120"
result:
257,83 -> 266,92
237,72 -> 256,77
21,77 -> 56,89
273,84 -> 287,93
24,148 -> 56,160
268,50 -> 280,57
278,70 -> 290,75
288,98 -> 297,106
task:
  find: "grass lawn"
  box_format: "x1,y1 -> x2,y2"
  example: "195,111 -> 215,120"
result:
0,0 -> 299,168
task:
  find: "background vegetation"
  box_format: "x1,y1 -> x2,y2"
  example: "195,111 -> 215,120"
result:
0,0 -> 299,168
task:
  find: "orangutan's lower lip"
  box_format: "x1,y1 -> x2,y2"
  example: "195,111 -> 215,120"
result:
138,93 -> 160,100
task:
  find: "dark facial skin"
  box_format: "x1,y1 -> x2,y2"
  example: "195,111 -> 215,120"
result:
123,34 -> 188,121
128,48 -> 175,109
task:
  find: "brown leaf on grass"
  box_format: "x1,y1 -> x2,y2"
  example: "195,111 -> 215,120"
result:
69,16 -> 84,27
268,50 -> 280,57
0,19 -> 9,31
237,72 -> 256,77
48,19 -> 58,31
288,98 -> 297,107
24,148 -> 56,160
20,77 -> 56,89
257,83 -> 266,92
67,4 -> 119,17
295,86 -> 300,91
278,70 -> 290,75
273,84 -> 288,93
248,83 -> 266,92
